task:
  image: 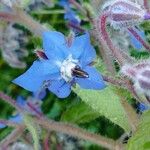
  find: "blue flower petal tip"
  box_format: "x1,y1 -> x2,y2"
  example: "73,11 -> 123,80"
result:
0,123 -> 6,129
0,114 -> 22,129
13,31 -> 106,99
9,115 -> 22,124
129,28 -> 146,51
58,0 -> 81,31
138,103 -> 150,112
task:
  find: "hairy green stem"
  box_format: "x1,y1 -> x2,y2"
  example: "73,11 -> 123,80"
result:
96,12 -> 134,66
121,99 -> 139,132
0,91 -> 124,150
69,0 -> 87,16
115,90 -> 140,132
0,126 -> 25,148
125,80 -> 144,103
0,92 -> 123,150
0,6 -> 48,36
102,75 -> 126,87
100,46 -> 116,75
34,117 -> 124,150
90,28 -> 116,74
0,92 -> 22,112
0,119 -> 21,128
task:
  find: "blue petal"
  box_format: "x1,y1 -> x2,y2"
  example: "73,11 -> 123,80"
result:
138,103 -> 150,112
58,0 -> 69,8
48,79 -> 71,98
33,89 -> 46,100
76,66 -> 106,90
9,114 -> 22,124
13,60 -> 59,92
129,28 -> 145,50
0,115 -> 22,129
65,9 -> 81,25
16,96 -> 26,106
0,123 -> 6,129
70,33 -> 96,65
42,31 -> 69,61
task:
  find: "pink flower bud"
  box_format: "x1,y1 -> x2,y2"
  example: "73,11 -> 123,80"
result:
35,49 -> 48,60
121,61 -> 150,96
105,0 -> 146,28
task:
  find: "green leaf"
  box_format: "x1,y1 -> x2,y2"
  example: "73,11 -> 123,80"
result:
73,86 -> 131,132
127,111 -> 150,150
20,0 -> 31,8
47,102 -> 62,119
112,87 -> 133,102
61,101 -> 99,124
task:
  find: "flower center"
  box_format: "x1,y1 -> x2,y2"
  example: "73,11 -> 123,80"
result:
60,55 -> 78,82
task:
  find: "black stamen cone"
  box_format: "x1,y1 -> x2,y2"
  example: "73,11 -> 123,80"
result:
72,66 -> 89,78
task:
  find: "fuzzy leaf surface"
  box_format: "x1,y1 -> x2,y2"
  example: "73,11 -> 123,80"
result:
73,86 -> 131,132
127,110 -> 150,150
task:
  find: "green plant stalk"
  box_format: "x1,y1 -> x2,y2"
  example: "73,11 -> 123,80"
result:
0,91 -> 125,150
0,7 -> 48,36
0,126 -> 25,148
34,117 -> 125,150
23,115 -> 40,150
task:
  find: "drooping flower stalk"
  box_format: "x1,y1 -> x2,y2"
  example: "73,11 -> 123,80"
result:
95,0 -> 150,105
96,0 -> 150,65
97,12 -> 134,66
109,0 -> 150,53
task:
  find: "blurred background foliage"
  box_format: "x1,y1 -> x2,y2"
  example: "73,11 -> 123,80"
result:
0,0 -> 150,149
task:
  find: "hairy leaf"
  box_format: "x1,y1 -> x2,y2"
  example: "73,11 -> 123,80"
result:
127,110 -> 150,150
61,101 -> 99,124
73,86 -> 131,132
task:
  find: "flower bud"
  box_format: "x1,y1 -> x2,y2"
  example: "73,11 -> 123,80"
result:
35,49 -> 48,60
106,0 -> 146,29
121,61 -> 150,96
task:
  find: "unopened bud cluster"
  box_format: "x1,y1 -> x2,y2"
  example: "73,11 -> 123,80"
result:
121,61 -> 150,97
103,0 -> 146,29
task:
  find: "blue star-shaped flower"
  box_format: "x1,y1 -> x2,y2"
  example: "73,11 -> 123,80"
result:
13,31 -> 106,98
